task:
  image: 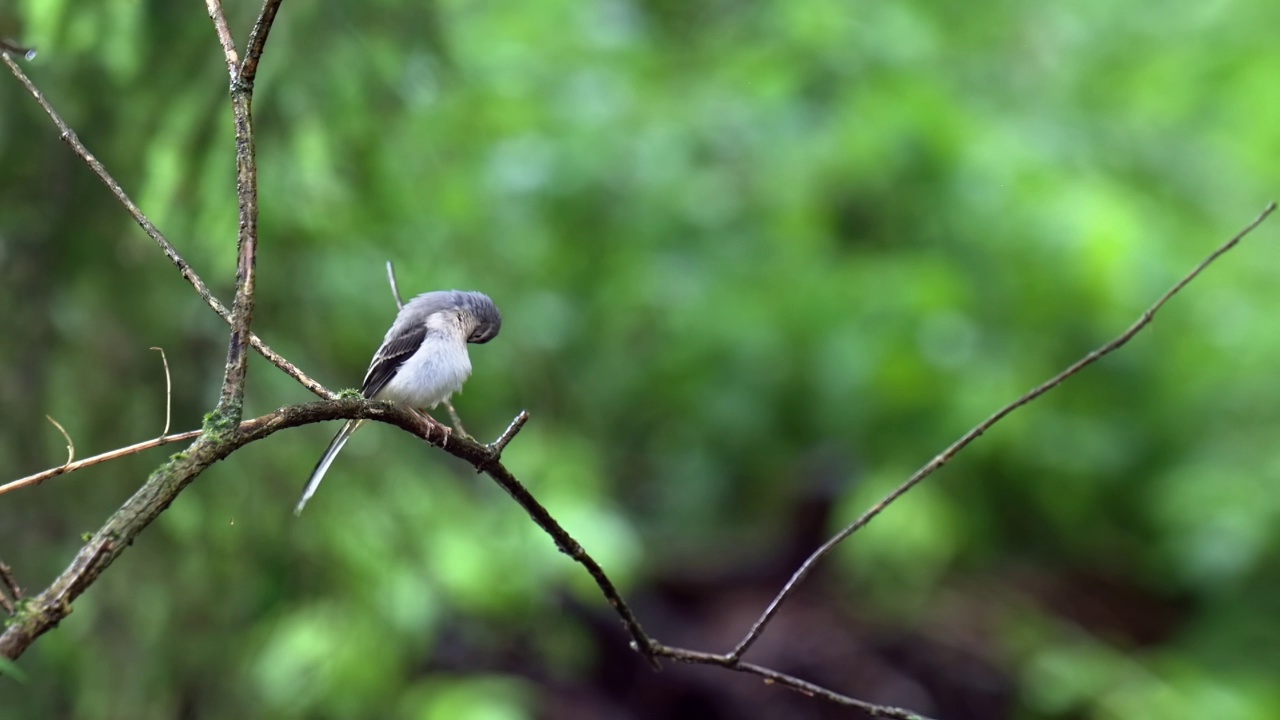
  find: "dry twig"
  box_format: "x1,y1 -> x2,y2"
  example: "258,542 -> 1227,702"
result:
0,430 -> 204,497
44,416 -> 74,467
151,347 -> 173,437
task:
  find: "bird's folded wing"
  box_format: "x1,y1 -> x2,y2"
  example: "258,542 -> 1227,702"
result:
361,323 -> 428,398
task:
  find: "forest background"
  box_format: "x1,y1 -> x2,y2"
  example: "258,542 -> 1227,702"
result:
2,1 -> 1280,719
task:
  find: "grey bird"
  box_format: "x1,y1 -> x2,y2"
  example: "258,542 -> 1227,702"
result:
295,290 -> 502,514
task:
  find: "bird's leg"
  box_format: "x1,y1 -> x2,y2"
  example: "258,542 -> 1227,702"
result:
410,408 -> 452,448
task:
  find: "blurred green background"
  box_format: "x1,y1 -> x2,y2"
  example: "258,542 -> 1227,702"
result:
3,1 -> 1280,718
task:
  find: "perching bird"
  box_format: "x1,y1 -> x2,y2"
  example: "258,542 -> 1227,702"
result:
295,290 -> 502,514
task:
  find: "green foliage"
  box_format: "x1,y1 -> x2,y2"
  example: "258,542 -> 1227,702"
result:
0,655 -> 28,683
3,0 -> 1280,718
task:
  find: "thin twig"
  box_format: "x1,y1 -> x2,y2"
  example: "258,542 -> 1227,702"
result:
150,347 -> 172,437
651,645 -> 933,720
0,430 -> 203,497
44,416 -> 74,466
386,260 -> 404,309
388,260 -> 467,435
204,0 -> 240,75
0,53 -> 330,399
444,401 -> 468,438
0,561 -> 21,614
728,201 -> 1279,661
488,410 -> 529,458
0,40 -> 36,60
240,0 -> 283,85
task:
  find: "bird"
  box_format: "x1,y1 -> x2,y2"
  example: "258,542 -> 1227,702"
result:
295,290 -> 502,514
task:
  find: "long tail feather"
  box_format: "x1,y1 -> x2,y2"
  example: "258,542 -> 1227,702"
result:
295,419 -> 364,515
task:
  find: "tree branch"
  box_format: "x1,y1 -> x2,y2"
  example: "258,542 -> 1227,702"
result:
0,561 -> 21,615
650,645 -> 934,719
0,401 -> 609,665
7,8 -> 1274,717
0,40 -> 36,60
240,0 -> 283,86
214,0 -> 284,422
727,201 -> 1279,661
204,0 -> 239,74
0,50 -> 330,400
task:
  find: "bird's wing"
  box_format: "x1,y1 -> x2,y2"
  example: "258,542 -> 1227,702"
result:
360,323 -> 427,399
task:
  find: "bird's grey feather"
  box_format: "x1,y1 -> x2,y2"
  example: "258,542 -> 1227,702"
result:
361,324 -> 427,399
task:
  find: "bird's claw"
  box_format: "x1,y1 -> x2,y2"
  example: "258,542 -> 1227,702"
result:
411,409 -> 453,447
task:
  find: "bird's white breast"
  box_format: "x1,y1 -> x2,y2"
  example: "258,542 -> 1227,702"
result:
375,333 -> 472,409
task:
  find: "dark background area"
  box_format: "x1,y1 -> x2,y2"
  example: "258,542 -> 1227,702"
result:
3,1 -> 1280,718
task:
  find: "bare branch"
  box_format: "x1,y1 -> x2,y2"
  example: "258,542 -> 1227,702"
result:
0,53 -> 330,399
729,201 -> 1279,661
469,416 -> 659,669
204,0 -> 240,75
0,399 -> 639,666
649,644 -> 933,719
240,0 -> 284,86
215,29 -> 268,421
150,347 -> 173,437
487,410 -> 529,459
0,430 -> 204,497
45,415 -> 74,466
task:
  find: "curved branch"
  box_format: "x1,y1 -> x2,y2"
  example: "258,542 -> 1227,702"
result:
728,201 -> 1278,661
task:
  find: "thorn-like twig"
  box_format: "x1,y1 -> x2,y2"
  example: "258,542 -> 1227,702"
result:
386,260 -> 404,309
44,416 -> 74,467
0,561 -> 21,614
0,52 -> 331,400
150,347 -> 172,437
0,39 -> 36,60
728,201 -> 1280,662
487,410 -> 529,459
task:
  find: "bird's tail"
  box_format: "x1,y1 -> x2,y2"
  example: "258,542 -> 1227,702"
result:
295,419 -> 364,515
